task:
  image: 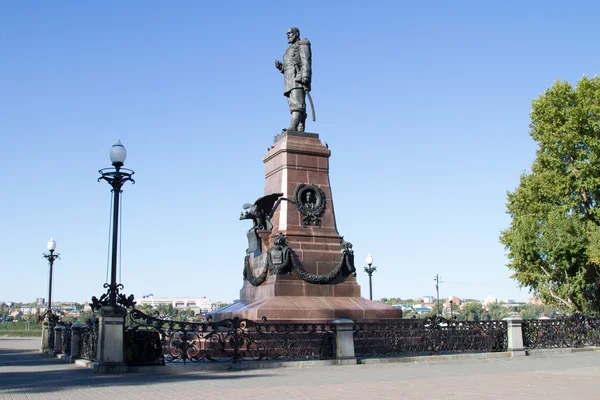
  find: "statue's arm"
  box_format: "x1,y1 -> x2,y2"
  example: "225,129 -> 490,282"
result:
298,40 -> 312,86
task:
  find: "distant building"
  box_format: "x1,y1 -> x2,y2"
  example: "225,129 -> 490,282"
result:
444,296 -> 461,313
21,307 -> 41,315
36,298 -> 45,305
527,297 -> 543,305
413,307 -> 432,314
138,295 -> 212,312
423,296 -> 435,304
482,295 -> 498,309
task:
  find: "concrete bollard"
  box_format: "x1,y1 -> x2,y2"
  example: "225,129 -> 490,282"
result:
331,318 -> 357,365
40,321 -> 50,353
502,317 -> 526,356
54,324 -> 65,354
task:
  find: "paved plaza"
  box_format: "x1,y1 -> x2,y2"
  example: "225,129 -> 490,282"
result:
1,338 -> 600,400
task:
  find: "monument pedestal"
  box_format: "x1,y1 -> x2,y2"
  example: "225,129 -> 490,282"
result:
211,131 -> 402,323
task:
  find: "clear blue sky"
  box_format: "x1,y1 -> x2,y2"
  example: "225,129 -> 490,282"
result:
1,1 -> 598,305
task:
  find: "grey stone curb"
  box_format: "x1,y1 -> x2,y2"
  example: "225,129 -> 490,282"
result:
92,359 -> 346,374
526,346 -> 600,357
358,351 -> 513,364
55,347 -> 600,374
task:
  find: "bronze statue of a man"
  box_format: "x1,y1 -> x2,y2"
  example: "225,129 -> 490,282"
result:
274,27 -> 312,132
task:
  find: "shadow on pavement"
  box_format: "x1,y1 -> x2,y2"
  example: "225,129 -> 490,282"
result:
0,348 -> 272,394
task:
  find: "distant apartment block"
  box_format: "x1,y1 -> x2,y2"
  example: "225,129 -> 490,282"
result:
138,295 -> 212,312
422,296 -> 435,304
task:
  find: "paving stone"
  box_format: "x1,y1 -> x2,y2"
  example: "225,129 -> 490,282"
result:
2,338 -> 599,399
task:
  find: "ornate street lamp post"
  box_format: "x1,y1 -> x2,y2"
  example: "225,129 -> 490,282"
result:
41,237 -> 60,352
364,253 -> 377,301
42,238 -> 60,316
92,140 -> 136,310
92,141 -> 136,369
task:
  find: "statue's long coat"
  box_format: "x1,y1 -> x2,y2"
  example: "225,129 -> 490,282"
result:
281,38 -> 311,95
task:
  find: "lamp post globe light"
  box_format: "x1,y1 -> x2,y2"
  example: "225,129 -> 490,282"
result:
92,140 -> 136,311
364,253 -> 377,301
41,237 -> 60,351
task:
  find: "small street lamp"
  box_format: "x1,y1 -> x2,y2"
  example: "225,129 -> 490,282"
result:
364,253 -> 377,301
450,300 -> 454,319
42,238 -> 60,316
41,237 -> 60,351
92,140 -> 136,310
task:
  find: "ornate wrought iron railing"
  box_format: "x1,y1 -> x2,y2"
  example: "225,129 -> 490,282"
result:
522,315 -> 600,349
80,319 -> 99,361
354,317 -> 507,358
47,318 -> 57,350
62,323 -> 72,356
125,309 -> 335,365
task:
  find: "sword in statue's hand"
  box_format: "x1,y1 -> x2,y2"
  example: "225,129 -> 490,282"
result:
302,77 -> 316,122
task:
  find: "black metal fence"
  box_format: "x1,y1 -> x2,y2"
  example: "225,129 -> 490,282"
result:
522,315 -> 600,349
51,312 -> 600,366
80,319 -> 99,361
47,319 -> 56,350
125,309 -> 335,365
354,317 -> 508,358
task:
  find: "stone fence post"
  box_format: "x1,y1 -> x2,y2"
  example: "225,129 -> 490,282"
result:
40,320 -> 50,353
331,319 -> 356,364
54,324 -> 65,354
70,324 -> 86,359
96,305 -> 128,373
502,317 -> 526,356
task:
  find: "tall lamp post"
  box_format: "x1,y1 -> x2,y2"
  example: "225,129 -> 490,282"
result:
434,274 -> 441,316
92,140 -> 136,311
364,253 -> 377,301
41,237 -> 60,352
42,238 -> 60,316
93,141 -> 136,369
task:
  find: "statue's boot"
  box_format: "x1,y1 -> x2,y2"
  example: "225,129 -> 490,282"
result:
288,111 -> 301,132
297,112 -> 307,132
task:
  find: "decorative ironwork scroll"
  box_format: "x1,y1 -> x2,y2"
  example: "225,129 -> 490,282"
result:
354,317 -> 507,357
243,234 -> 356,286
91,283 -> 136,312
126,309 -> 335,365
80,318 -> 99,361
522,315 -> 600,349
294,184 -> 326,227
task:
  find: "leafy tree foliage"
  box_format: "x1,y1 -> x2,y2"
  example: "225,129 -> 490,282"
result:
501,76 -> 600,313
518,304 -> 561,320
458,302 -> 486,321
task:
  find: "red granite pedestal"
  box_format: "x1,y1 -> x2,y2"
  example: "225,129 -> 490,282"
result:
210,131 -> 402,323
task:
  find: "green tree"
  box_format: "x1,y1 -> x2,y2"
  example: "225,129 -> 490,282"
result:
483,303 -> 508,321
501,76 -> 600,314
459,302 -> 485,321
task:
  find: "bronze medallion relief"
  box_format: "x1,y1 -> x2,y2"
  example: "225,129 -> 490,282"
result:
294,183 -> 326,227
